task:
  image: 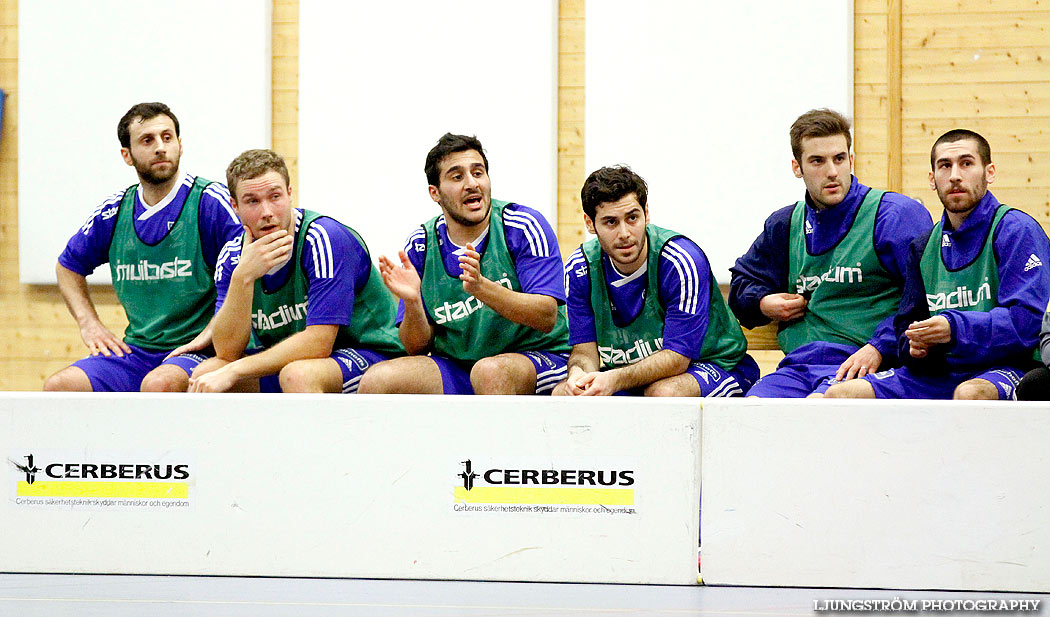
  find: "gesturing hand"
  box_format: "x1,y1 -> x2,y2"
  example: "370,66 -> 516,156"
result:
378,250 -> 422,302
458,243 -> 488,296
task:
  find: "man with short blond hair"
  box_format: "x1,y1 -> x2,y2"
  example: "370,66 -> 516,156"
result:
188,149 -> 402,393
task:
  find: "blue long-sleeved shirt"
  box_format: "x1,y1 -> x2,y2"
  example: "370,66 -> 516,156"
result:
895,191 -> 1050,374
729,176 -> 932,362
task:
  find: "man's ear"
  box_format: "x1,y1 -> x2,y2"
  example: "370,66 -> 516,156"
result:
121,147 -> 134,167
791,158 -> 803,178
428,185 -> 441,204
584,213 -> 596,235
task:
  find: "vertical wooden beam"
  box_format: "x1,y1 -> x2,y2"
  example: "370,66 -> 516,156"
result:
886,0 -> 903,193
557,0 -> 587,258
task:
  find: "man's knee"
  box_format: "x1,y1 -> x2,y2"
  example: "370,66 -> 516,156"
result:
278,360 -> 335,393
644,375 -> 699,397
471,355 -> 533,395
358,358 -> 444,394
43,367 -> 92,392
824,379 -> 876,399
191,357 -> 227,379
141,366 -> 189,392
953,378 -> 999,400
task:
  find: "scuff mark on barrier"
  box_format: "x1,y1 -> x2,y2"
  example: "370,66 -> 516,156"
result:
464,546 -> 543,571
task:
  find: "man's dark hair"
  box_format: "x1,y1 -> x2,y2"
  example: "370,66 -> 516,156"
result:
580,165 -> 648,220
117,102 -> 180,148
930,129 -> 992,168
424,133 -> 489,186
789,108 -> 852,162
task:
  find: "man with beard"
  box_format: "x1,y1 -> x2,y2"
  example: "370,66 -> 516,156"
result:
358,133 -> 570,394
553,165 -> 758,397
825,129 -> 1050,400
730,108 -> 931,397
44,102 -> 242,392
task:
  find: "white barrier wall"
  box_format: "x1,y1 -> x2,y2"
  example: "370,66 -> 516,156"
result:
701,398 -> 1050,592
2,394 -> 701,585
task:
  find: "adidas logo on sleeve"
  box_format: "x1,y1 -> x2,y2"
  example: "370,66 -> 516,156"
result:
1025,254 -> 1043,272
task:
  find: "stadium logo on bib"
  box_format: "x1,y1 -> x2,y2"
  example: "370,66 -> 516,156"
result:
599,338 -> 663,367
433,277 -> 514,324
253,302 -> 309,332
926,280 -> 992,312
795,262 -> 864,293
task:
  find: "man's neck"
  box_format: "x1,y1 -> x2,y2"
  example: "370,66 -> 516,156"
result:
445,218 -> 490,247
945,208 -> 973,231
138,173 -> 180,207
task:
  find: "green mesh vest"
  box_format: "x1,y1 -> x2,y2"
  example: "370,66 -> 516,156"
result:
919,205 -> 1036,360
251,210 -> 402,354
421,200 -> 570,363
108,177 -> 214,350
583,225 -> 746,370
779,188 -> 899,353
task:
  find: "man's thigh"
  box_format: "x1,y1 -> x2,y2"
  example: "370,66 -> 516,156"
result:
471,351 -> 568,395
359,355 -> 448,394
746,363 -> 837,398
964,367 -> 1025,400
330,348 -> 397,393
70,345 -> 168,392
861,366 -> 959,399
683,361 -> 751,397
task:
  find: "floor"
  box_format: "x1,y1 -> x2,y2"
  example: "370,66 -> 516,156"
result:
1,574 -> 1046,616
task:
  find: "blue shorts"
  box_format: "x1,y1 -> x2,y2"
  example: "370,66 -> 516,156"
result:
688,354 -> 760,397
251,347 -> 394,393
862,366 -> 1024,400
746,342 -> 856,397
431,351 -> 570,395
331,348 -> 396,393
72,344 -> 207,392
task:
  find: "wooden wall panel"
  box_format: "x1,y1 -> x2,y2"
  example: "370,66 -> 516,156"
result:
557,0 -> 587,258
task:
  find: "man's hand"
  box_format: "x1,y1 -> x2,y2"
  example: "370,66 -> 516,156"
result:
562,366 -> 590,396
577,370 -> 621,396
379,251 -> 422,302
759,292 -> 808,322
79,320 -> 132,357
906,315 -> 951,358
458,243 -> 488,296
235,227 -> 293,282
835,344 -> 882,381
164,327 -> 212,361
188,365 -> 239,393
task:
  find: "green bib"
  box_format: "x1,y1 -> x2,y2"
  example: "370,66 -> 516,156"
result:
109,177 -> 214,350
421,200 -> 570,363
583,225 -> 747,370
918,205 -> 1035,361
779,188 -> 899,353
251,210 -> 402,354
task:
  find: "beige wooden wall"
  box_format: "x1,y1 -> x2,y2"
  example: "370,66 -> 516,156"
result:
0,0 -> 1045,390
